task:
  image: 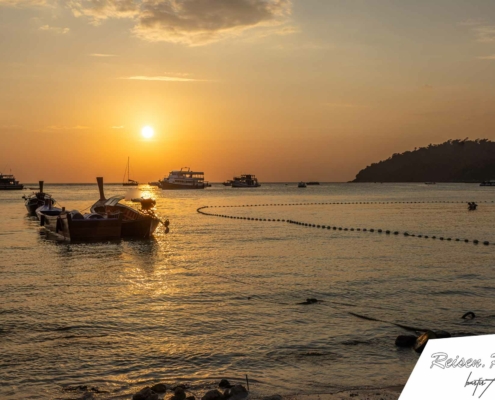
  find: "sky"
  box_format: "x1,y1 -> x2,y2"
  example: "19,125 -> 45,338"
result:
1,0 -> 495,183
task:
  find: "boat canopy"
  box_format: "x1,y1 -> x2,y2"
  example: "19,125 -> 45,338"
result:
105,195 -> 125,207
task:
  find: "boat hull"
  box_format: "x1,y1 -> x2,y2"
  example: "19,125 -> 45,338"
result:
231,183 -> 261,188
159,181 -> 205,190
121,217 -> 160,238
0,185 -> 24,190
38,211 -> 122,242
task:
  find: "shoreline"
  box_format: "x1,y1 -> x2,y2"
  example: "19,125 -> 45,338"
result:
282,386 -> 403,400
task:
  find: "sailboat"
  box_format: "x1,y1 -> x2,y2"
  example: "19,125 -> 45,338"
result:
123,157 -> 139,186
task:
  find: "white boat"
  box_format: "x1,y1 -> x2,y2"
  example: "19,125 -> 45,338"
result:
159,167 -> 207,190
123,157 -> 138,186
231,174 -> 261,188
298,182 -> 307,188
480,180 -> 495,186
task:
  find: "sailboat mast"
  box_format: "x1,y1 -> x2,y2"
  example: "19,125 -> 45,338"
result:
128,156 -> 130,181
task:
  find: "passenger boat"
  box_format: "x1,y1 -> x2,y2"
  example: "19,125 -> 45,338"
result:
123,157 -> 139,186
480,180 -> 495,186
0,173 -> 23,190
159,167 -> 207,190
91,177 -> 161,238
36,199 -> 122,242
231,174 -> 261,188
22,181 -> 54,216
298,182 -> 307,188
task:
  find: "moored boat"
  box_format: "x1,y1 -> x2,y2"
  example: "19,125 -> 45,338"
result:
91,177 -> 161,238
159,167 -> 207,190
123,157 -> 139,186
22,181 -> 54,215
222,180 -> 232,186
231,174 -> 260,188
298,182 -> 307,188
0,173 -> 23,190
36,199 -> 122,242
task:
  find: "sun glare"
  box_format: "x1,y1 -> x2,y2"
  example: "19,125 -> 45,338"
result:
141,126 -> 154,139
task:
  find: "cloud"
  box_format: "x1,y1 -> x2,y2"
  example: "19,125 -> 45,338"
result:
125,75 -> 207,82
46,125 -> 89,130
0,0 -> 47,6
68,0 -> 293,45
39,25 -> 70,34
90,53 -> 117,57
473,26 -> 495,43
478,55 -> 495,60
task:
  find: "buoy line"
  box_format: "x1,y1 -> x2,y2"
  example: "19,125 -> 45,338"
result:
197,204 -> 493,247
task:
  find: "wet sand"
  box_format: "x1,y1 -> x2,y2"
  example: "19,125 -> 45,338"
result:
283,386 -> 403,400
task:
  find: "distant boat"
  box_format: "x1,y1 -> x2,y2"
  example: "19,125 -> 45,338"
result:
222,180 -> 232,186
159,167 -> 207,190
306,181 -> 320,185
123,157 -> 139,186
22,181 -> 54,215
298,182 -> 307,188
480,180 -> 495,186
424,182 -> 436,185
0,172 -> 23,190
231,174 -> 261,188
148,181 -> 160,187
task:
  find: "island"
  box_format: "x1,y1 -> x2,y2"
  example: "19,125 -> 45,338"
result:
353,139 -> 495,183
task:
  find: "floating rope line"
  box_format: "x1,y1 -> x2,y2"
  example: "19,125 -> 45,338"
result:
197,203 -> 493,247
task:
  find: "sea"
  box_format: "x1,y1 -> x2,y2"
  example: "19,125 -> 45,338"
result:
1,183 -> 495,399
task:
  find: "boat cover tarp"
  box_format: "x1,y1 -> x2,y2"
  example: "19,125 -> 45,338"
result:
105,195 -> 125,207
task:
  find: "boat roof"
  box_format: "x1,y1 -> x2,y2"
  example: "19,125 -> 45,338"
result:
105,195 -> 125,206
171,170 -> 204,174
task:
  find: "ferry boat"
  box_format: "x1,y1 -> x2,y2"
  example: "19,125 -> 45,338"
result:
231,174 -> 261,188
159,168 -> 207,190
480,180 -> 495,186
0,173 -> 23,190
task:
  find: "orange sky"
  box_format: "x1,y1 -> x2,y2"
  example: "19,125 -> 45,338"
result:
1,0 -> 495,182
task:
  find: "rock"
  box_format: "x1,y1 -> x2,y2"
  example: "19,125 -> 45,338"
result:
462,311 -> 476,320
433,330 -> 451,339
81,393 -> 95,400
186,396 -> 196,400
172,387 -> 186,400
395,335 -> 417,348
219,379 -> 232,389
151,383 -> 167,394
133,387 -> 158,400
223,389 -> 231,399
202,389 -> 223,400
230,385 -> 248,396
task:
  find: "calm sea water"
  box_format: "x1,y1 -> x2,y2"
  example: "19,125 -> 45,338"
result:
1,183 -> 495,399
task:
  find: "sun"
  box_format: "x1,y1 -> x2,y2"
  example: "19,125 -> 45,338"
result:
141,126 -> 154,139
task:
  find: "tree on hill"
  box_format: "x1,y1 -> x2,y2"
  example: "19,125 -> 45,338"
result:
353,139 -> 495,182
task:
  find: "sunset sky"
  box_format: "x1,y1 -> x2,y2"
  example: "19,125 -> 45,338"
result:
1,0 -> 495,182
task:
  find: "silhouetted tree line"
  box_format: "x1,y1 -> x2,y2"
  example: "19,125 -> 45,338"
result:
353,139 -> 495,182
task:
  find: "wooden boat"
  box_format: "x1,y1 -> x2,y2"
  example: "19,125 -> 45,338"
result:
91,177 -> 161,238
123,157 -> 139,186
22,181 -> 54,216
0,173 -> 23,190
231,174 -> 261,188
36,199 -> 122,242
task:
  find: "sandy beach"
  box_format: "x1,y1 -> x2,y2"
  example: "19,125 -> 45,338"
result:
283,386 -> 403,400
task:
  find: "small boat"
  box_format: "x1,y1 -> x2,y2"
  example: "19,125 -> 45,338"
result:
91,177 -> 161,238
22,181 -> 54,216
222,180 -> 232,186
480,180 -> 495,186
123,157 -> 139,186
36,199 -> 122,242
0,173 -> 23,190
159,167 -> 207,190
148,181 -> 160,187
424,182 -> 436,185
231,174 -> 261,188
298,182 -> 307,188
306,181 -> 320,185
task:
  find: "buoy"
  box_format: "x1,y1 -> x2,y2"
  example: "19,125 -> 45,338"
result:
484,241 -> 489,245
394,231 -> 399,235
386,230 -> 390,234
473,240 -> 479,244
